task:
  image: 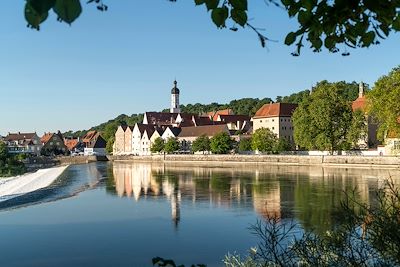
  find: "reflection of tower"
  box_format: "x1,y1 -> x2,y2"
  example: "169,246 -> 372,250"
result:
253,182 -> 281,219
170,80 -> 180,113
171,190 -> 181,229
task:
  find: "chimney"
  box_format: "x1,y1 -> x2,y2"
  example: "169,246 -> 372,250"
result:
359,82 -> 364,98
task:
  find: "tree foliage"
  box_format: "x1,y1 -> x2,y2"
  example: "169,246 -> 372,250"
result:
151,137 -> 165,153
347,109 -> 368,149
210,132 -> 232,154
0,142 -> 26,177
274,138 -> 292,152
276,81 -> 366,104
164,137 -> 180,154
368,66 -> 400,141
191,135 -> 210,153
251,128 -> 277,153
292,81 -> 359,153
238,137 -> 252,152
0,142 -> 7,161
163,98 -> 273,117
24,0 -> 400,54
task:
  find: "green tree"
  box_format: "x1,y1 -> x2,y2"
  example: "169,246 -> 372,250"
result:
191,135 -> 210,153
151,137 -> 165,153
0,141 -> 7,161
368,66 -> 400,140
238,137 -> 252,152
210,132 -> 232,154
164,137 -> 180,154
24,1 -> 400,54
347,109 -> 367,149
274,138 -> 292,153
292,81 -> 354,153
251,128 -> 277,153
106,136 -> 115,154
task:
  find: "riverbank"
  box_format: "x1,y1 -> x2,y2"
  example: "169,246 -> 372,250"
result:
0,165 -> 69,202
110,154 -> 400,169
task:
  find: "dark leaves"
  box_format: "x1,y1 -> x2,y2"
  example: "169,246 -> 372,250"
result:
53,0 -> 82,25
231,8 -> 247,27
211,6 -> 229,28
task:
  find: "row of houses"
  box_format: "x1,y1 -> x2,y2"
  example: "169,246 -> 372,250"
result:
1,130 -> 106,156
113,118 -> 233,155
113,80 -> 400,155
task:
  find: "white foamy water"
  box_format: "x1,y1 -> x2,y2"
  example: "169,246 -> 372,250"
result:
0,166 -> 69,202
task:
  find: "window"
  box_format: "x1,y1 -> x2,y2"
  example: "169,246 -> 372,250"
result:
272,119 -> 274,122
260,120 -> 263,123
272,127 -> 275,130
394,141 -> 400,150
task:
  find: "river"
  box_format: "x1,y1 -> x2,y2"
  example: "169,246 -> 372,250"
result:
0,162 -> 398,267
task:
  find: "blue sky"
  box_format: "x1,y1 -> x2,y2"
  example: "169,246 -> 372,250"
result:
0,1 -> 399,135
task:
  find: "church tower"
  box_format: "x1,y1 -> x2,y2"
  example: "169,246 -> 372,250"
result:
359,81 -> 365,98
170,80 -> 180,113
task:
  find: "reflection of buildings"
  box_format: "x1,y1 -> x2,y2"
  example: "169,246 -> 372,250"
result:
110,162 -> 399,231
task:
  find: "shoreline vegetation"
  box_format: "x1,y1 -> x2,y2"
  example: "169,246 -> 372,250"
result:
0,142 -> 26,178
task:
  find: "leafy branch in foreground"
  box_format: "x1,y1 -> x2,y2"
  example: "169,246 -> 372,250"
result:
231,178 -> 400,266
24,0 -> 400,55
152,257 -> 206,267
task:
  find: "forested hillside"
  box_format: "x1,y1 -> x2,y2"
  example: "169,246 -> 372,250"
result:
66,80 -> 366,152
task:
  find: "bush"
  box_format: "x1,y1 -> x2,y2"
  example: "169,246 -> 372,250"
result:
151,137 -> 165,153
192,135 -> 210,153
238,137 -> 252,152
210,132 -> 233,154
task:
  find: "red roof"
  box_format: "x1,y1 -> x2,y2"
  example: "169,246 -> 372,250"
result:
208,109 -> 234,121
178,124 -> 229,138
352,96 -> 367,112
254,103 -> 297,118
64,139 -> 79,151
82,131 -> 97,143
218,114 -> 250,123
41,133 -> 54,144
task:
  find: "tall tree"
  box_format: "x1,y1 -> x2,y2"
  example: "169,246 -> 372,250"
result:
347,109 -> 367,148
368,66 -> 400,140
292,81 -> 354,153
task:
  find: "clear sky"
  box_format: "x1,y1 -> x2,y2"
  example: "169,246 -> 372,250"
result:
0,1 -> 399,136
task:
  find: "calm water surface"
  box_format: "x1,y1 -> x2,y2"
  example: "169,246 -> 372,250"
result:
0,162 -> 398,267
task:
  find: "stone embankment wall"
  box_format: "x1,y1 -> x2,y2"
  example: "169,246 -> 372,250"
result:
58,156 -> 102,165
24,155 -> 107,170
109,154 -> 400,168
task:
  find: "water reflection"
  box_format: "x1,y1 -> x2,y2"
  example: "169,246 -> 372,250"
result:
109,162 -> 399,233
